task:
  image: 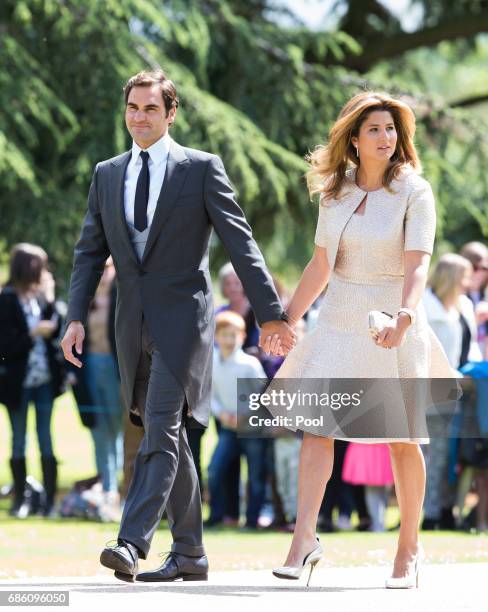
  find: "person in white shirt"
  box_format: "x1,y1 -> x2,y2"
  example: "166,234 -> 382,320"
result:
422,254 -> 481,369
207,310 -> 268,528
422,253 -> 481,530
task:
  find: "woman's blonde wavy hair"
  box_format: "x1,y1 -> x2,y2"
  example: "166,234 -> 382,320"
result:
428,254 -> 472,308
306,91 -> 421,200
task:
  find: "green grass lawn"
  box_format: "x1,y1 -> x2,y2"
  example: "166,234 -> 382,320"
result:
0,517 -> 486,579
0,392 -> 98,489
1,394 -> 487,579
0,390 -> 219,491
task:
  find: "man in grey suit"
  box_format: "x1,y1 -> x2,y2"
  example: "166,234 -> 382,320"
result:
61,69 -> 296,583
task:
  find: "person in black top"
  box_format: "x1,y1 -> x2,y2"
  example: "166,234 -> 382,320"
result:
0,244 -> 65,517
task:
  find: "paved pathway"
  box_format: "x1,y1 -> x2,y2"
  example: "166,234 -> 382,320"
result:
1,563 -> 485,611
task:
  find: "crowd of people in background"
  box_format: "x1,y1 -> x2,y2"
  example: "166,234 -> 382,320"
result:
1,242 -> 487,533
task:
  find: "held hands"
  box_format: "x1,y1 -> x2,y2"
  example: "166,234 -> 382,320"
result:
61,321 -> 85,368
373,313 -> 411,349
259,320 -> 297,356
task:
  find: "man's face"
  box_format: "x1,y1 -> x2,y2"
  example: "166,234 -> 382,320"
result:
125,84 -> 176,148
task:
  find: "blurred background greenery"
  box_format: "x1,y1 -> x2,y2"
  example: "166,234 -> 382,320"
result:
1,0 -> 488,292
1,1 -> 488,577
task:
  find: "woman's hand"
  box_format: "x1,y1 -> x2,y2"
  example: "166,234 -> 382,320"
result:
475,300 -> 488,324
259,320 -> 297,355
32,320 -> 57,339
374,313 -> 411,349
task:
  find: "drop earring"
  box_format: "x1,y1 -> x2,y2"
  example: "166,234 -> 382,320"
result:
356,146 -> 360,159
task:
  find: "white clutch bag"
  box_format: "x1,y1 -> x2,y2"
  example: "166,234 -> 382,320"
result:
368,310 -> 394,338
368,310 -> 406,347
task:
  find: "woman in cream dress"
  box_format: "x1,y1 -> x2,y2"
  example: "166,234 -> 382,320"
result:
264,92 -> 456,588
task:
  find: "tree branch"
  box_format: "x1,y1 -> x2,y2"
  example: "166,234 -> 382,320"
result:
450,93 -> 488,108
316,13 -> 488,71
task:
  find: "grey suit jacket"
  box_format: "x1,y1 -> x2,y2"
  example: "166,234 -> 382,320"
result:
66,139 -> 283,427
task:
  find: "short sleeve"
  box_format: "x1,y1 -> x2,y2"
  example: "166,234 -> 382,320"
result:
314,193 -> 328,248
404,180 -> 436,254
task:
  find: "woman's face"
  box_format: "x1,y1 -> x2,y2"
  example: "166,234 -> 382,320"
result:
459,267 -> 473,295
471,260 -> 488,291
352,110 -> 398,164
221,272 -> 244,301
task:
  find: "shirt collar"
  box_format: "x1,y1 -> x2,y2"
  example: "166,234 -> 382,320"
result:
131,131 -> 171,165
218,346 -> 244,363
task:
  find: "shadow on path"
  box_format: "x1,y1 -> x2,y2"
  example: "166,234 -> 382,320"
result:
0,582 -> 385,597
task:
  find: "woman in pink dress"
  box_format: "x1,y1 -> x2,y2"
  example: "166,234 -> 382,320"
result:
342,443 -> 394,532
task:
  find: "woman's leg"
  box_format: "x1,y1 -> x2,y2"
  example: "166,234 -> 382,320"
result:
7,388 -> 30,460
97,354 -> 124,493
86,354 -> 112,491
364,486 -> 387,532
6,390 -> 30,515
283,433 -> 334,566
34,383 -> 55,457
455,466 -> 474,527
388,442 -> 425,577
33,383 -> 57,515
475,468 -> 488,531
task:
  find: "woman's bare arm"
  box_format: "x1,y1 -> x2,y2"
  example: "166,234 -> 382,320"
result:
376,250 -> 431,349
283,245 -> 331,327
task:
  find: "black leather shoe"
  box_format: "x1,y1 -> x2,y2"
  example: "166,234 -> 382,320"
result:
136,552 -> 208,582
100,538 -> 140,582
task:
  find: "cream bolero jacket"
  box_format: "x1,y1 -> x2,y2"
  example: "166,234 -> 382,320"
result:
314,167 -> 436,276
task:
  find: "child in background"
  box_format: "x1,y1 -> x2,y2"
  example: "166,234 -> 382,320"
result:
207,311 -> 268,528
342,443 -> 394,532
272,318 -> 308,529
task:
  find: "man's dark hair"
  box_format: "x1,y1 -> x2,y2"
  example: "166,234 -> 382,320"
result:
123,69 -> 179,116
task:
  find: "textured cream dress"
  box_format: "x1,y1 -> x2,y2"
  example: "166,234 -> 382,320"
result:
267,166 -> 457,444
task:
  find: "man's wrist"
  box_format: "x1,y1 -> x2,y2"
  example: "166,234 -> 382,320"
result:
280,311 -> 298,326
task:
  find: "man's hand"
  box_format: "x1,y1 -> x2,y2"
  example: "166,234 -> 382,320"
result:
61,321 -> 85,368
259,320 -> 297,356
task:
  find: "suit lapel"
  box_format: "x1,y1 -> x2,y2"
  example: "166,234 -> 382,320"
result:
141,140 -> 190,264
110,151 -> 139,265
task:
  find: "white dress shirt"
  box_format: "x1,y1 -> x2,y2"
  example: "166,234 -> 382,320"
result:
124,131 -> 171,229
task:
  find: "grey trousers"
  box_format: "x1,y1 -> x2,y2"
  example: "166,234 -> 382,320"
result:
118,319 -> 205,559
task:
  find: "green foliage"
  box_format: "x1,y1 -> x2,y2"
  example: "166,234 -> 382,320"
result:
0,0 -> 487,291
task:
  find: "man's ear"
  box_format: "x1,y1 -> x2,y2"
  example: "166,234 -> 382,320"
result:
168,107 -> 177,125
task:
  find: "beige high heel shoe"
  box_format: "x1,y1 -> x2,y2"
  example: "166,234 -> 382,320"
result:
272,539 -> 323,586
385,544 -> 425,589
